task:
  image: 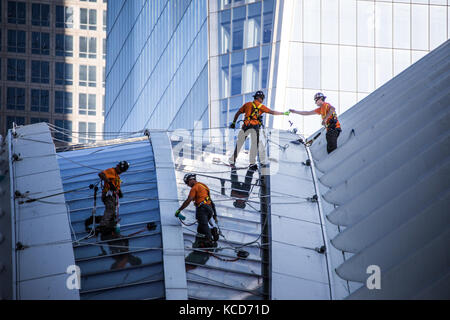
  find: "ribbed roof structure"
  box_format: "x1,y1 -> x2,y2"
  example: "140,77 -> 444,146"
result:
309,39 -> 450,299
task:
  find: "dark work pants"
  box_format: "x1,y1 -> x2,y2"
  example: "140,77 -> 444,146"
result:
326,128 -> 341,154
196,204 -> 213,242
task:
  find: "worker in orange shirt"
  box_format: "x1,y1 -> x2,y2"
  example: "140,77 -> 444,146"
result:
229,90 -> 290,170
85,161 -> 142,269
98,161 -> 129,230
175,174 -> 219,248
289,92 -> 342,153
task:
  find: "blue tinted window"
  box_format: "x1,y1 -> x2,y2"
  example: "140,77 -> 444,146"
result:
7,30 -> 26,53
7,87 -> 25,110
8,1 -> 26,24
31,89 -> 49,112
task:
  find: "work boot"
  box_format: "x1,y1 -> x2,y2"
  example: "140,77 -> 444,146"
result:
211,227 -> 220,242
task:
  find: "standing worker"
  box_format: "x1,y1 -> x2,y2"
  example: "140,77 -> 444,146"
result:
229,90 -> 290,170
290,92 -> 342,153
175,174 -> 219,248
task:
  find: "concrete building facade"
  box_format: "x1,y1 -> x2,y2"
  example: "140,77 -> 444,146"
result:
0,0 -> 107,143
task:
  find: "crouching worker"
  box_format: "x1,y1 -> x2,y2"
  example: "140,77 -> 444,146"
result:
84,161 -> 141,270
175,174 -> 220,249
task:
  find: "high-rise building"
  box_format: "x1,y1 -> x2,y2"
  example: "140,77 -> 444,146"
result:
0,0 -> 107,143
105,0 -> 449,136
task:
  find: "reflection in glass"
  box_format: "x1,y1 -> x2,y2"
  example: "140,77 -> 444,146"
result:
219,10 -> 231,54
218,0 -> 231,11
263,0 -> 274,43
232,6 -> 245,50
244,47 -> 259,93
231,51 -> 244,95
220,99 -> 228,127
245,2 -> 261,48
229,95 -> 244,114
220,54 -> 230,98
261,45 -> 270,89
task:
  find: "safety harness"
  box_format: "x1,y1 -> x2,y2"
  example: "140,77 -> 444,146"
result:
196,182 -> 212,207
245,102 -> 263,127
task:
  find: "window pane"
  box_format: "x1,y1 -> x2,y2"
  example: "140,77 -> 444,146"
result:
411,4 -> 428,50
322,0 -> 338,44
79,93 -> 87,114
321,45 -> 338,91
219,10 -> 231,54
339,46 -> 357,92
303,43 -> 320,89
340,0 -> 356,45
232,6 -> 245,50
393,49 -> 410,76
262,0 -> 274,43
393,3 -> 411,49
245,2 -> 261,48
357,1 -> 375,47
231,51 -> 244,95
357,47 -> 375,93
304,0 -> 320,42
243,47 -> 259,93
287,42 -> 303,88
430,6 -> 446,50
261,45 -> 270,88
375,2 -> 392,48
375,48 -> 393,88
80,8 -> 87,24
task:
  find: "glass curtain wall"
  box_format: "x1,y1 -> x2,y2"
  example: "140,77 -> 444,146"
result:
105,0 -> 209,135
210,0 -> 275,128
282,0 -> 449,135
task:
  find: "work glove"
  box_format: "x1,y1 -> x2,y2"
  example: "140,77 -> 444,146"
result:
283,111 -> 290,116
229,122 -> 236,129
175,209 -> 186,220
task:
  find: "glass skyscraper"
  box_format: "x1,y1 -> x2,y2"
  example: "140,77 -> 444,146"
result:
105,0 -> 449,136
105,0 -> 209,133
